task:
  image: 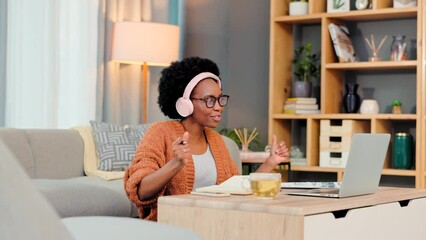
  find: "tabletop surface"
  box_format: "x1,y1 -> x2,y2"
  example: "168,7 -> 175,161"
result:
159,187 -> 426,216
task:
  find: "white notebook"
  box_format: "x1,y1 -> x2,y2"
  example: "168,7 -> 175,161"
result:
194,175 -> 252,195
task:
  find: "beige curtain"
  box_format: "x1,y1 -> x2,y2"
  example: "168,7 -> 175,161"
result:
97,0 -> 150,125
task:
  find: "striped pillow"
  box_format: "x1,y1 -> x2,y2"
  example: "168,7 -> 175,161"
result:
90,121 -> 150,171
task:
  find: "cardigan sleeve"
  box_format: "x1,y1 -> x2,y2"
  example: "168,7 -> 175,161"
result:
124,123 -> 168,219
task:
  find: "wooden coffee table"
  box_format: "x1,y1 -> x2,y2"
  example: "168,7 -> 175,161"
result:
158,187 -> 426,240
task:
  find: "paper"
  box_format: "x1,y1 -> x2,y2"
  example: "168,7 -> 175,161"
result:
190,191 -> 231,197
195,175 -> 252,195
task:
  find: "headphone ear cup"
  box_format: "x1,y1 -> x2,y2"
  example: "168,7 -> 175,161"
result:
176,97 -> 194,117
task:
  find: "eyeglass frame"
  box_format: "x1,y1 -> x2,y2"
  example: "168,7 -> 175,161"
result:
190,95 -> 230,108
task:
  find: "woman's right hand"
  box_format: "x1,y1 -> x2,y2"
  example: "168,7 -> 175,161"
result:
136,132 -> 191,201
172,131 -> 190,165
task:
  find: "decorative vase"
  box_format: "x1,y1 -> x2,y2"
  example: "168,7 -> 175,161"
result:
390,35 -> 407,61
289,2 -> 308,16
343,83 -> 361,113
292,81 -> 312,98
360,99 -> 379,114
392,133 -> 413,169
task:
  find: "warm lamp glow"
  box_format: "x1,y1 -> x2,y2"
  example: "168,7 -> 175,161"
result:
111,21 -> 180,66
111,21 -> 180,123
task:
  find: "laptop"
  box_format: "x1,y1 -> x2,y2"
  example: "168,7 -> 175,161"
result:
287,133 -> 390,198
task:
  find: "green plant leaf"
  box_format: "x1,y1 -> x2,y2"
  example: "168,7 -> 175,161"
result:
334,0 -> 345,9
217,127 -> 265,151
293,43 -> 320,82
392,100 -> 401,106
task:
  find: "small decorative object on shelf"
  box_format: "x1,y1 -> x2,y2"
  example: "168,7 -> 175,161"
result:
327,0 -> 350,13
360,99 -> 379,114
328,23 -> 357,63
355,0 -> 371,10
343,83 -> 361,113
290,146 -> 304,158
364,34 -> 387,62
290,146 -> 307,166
289,0 -> 309,16
234,127 -> 258,152
393,0 -> 416,8
392,100 -> 402,114
392,133 -> 413,169
292,43 -> 320,97
390,35 -> 407,61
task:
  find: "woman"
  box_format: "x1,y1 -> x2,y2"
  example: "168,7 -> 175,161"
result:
124,57 -> 289,220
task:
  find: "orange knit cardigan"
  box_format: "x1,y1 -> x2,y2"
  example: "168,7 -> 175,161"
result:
124,120 -> 239,221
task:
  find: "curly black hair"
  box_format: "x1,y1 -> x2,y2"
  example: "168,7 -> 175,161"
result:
158,57 -> 220,119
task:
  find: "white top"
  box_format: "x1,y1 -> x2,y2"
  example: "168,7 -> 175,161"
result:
192,145 -> 217,190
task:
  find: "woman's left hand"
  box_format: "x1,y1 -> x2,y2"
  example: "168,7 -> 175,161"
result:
268,135 -> 290,165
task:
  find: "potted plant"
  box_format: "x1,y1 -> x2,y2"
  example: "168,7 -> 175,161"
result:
289,0 -> 309,16
292,43 -> 320,97
392,100 -> 402,114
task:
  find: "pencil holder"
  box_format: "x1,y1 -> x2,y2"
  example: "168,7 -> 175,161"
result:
390,35 -> 407,61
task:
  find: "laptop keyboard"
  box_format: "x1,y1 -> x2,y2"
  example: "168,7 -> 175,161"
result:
281,181 -> 341,189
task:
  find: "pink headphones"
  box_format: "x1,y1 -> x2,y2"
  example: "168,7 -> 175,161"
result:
175,72 -> 221,117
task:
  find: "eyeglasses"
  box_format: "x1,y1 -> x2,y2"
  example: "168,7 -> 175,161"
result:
191,95 -> 230,108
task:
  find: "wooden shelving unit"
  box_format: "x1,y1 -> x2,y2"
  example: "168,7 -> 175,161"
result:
269,0 -> 424,188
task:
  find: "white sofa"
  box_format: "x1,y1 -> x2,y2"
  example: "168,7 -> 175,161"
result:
0,126 -> 241,218
0,139 -> 204,240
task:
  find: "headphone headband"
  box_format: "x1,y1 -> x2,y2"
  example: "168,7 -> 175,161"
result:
182,72 -> 221,99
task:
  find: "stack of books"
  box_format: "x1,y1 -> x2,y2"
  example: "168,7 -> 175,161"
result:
283,97 -> 320,114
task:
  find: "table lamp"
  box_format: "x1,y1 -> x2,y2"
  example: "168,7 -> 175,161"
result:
111,21 -> 180,123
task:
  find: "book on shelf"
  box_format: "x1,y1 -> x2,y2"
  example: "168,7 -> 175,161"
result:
284,104 -> 319,110
285,97 -> 317,105
284,109 -> 321,114
328,23 -> 356,63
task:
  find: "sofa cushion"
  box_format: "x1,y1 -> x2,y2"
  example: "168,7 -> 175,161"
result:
90,121 -> 149,171
73,126 -> 125,180
0,128 -> 35,177
65,176 -> 139,217
34,178 -> 134,218
26,129 -> 84,179
0,140 -> 74,240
